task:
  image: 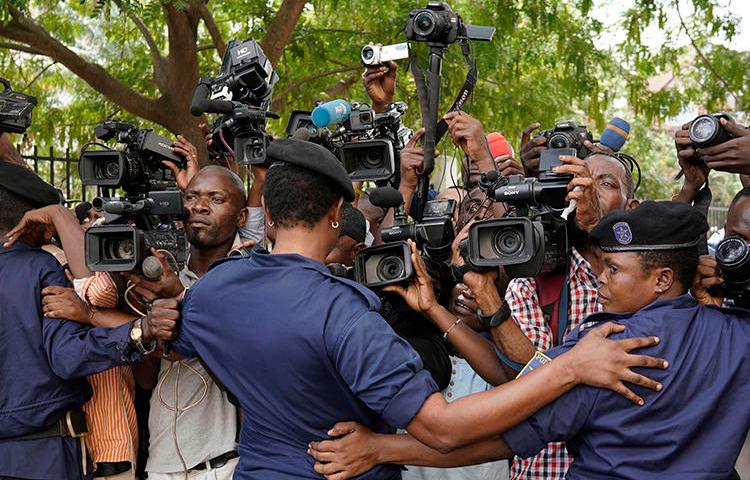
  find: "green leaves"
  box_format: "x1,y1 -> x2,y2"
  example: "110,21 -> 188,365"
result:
1,0 -> 748,203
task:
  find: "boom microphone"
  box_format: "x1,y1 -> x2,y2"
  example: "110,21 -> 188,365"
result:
311,99 -> 351,128
599,117 -> 630,152
369,186 -> 404,209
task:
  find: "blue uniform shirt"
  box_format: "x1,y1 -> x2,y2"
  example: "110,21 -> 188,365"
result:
503,294 -> 750,480
0,242 -> 139,479
172,251 -> 438,480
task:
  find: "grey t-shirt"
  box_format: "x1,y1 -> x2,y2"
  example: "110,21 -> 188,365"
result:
145,267 -> 239,473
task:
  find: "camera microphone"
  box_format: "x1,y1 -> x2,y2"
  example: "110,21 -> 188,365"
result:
142,255 -> 163,281
190,78 -> 235,116
599,117 -> 630,152
311,99 -> 351,128
369,186 -> 404,209
291,127 -> 312,141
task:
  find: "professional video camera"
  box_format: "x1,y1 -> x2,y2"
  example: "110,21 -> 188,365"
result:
406,2 -> 495,45
79,121 -> 187,278
79,121 -> 183,193
310,99 -> 412,183
714,236 -> 750,308
464,149 -> 573,278
0,78 -> 37,134
355,187 -> 456,287
537,120 -> 594,159
190,38 -> 279,165
689,112 -> 739,149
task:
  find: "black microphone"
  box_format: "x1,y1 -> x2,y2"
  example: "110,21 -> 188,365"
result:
369,186 -> 404,209
291,127 -> 312,141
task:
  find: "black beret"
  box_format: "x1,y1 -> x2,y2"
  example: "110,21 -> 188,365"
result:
0,162 -> 61,207
266,139 -> 355,202
339,202 -> 366,244
591,200 -> 708,252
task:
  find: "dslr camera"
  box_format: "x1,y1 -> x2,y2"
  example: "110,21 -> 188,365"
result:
79,121 -> 187,277
406,2 -> 495,45
714,235 -> 750,308
355,187 -> 456,287
465,149 -> 573,278
689,112 -> 739,149
190,38 -> 278,165
537,120 -> 593,159
0,78 -> 37,134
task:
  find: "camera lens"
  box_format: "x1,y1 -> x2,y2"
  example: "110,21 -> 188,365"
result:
689,116 -> 719,146
362,46 -> 375,62
360,149 -> 382,169
377,256 -> 405,281
716,237 -> 749,267
104,238 -> 134,260
97,159 -> 120,180
414,11 -> 436,36
492,227 -> 524,256
547,133 -> 571,149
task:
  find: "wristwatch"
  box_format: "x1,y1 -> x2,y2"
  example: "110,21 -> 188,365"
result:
477,302 -> 512,328
129,317 -> 156,355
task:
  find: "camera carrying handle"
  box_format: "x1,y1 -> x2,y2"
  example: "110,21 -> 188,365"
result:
190,77 -> 234,116
0,78 -> 11,92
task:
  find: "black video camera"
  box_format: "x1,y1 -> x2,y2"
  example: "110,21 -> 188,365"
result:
0,78 -> 37,134
79,122 -> 187,277
689,112 -> 739,149
714,236 -> 750,308
85,192 -> 187,276
190,38 -> 278,166
79,121 -> 183,194
537,120 -> 593,159
406,2 -> 495,45
355,187 -> 456,287
464,149 -> 573,278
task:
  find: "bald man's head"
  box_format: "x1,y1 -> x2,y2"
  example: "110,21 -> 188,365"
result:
188,165 -> 246,208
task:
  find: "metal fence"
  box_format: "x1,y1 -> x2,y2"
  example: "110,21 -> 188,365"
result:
19,145 -> 97,204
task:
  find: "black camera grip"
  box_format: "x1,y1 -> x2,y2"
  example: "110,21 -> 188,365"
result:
190,80 -> 234,116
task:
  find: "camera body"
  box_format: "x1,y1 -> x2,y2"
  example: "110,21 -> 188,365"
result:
361,43 -> 410,66
406,2 -> 495,46
79,121 -> 183,194
80,122 -> 187,276
0,78 -> 37,134
194,39 -> 277,166
465,150 -> 572,278
689,112 -> 737,149
537,120 -> 593,159
321,102 -> 411,183
356,195 -> 456,288
715,236 -> 750,308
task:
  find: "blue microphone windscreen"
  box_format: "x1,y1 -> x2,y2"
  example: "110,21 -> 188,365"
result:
311,99 -> 351,128
600,117 -> 630,152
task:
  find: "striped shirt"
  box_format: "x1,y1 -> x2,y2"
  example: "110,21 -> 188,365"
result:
78,273 -> 138,465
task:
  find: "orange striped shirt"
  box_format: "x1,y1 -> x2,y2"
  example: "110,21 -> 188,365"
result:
80,272 -> 138,464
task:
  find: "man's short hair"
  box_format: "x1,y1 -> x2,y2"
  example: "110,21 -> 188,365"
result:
198,165 -> 247,204
637,247 -> 699,291
0,185 -> 34,231
264,162 -> 341,229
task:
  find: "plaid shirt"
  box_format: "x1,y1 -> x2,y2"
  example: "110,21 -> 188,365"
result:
505,247 -> 600,480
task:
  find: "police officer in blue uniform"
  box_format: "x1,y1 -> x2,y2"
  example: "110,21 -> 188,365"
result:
500,201 -> 750,479
0,163 -> 161,480
169,140 -> 668,480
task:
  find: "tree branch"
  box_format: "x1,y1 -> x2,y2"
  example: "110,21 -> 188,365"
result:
24,61 -> 57,89
271,64 -> 360,111
113,0 -> 162,62
0,41 -> 42,55
675,1 -> 740,101
0,7 -> 165,125
260,0 -> 308,67
195,2 -> 225,57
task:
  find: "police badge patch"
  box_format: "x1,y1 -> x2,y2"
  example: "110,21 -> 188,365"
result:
613,221 -> 633,245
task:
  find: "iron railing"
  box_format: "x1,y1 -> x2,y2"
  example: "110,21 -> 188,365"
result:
19,145 -> 97,204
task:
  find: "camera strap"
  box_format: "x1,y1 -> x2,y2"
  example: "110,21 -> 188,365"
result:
537,270 -> 570,347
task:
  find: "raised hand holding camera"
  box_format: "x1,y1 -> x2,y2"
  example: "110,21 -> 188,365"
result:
382,239 -> 439,316
696,117 -> 750,174
163,134 -> 200,192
